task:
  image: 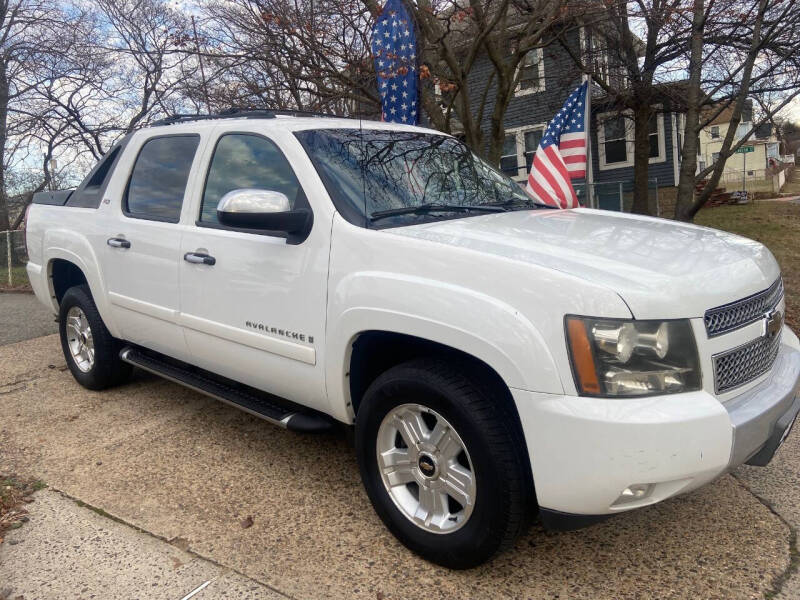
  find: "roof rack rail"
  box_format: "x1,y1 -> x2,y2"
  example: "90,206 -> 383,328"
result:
149,108 -> 342,127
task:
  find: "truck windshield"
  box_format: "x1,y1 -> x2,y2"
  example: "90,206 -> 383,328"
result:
294,128 -> 544,228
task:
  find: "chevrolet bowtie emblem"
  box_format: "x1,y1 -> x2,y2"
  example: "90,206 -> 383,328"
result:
765,309 -> 783,337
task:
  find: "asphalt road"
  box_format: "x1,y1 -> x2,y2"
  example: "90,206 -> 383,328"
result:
0,292 -> 58,344
0,333 -> 797,600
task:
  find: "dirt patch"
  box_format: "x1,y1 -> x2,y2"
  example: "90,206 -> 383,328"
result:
0,474 -> 45,544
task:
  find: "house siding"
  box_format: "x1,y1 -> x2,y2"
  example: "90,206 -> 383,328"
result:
467,30 -> 585,139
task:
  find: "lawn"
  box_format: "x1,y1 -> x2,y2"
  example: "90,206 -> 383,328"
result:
695,201 -> 800,331
0,265 -> 30,291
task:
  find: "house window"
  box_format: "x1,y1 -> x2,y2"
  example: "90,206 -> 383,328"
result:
603,115 -> 628,164
500,135 -> 518,175
598,110 -> 665,170
712,152 -> 720,163
710,126 -> 720,139
524,130 -> 543,171
498,126 -> 546,179
515,48 -> 545,95
648,114 -> 660,158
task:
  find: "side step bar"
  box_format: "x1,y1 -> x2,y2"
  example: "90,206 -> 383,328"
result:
119,347 -> 333,433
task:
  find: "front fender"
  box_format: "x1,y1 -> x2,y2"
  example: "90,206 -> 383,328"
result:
325,272 -> 562,422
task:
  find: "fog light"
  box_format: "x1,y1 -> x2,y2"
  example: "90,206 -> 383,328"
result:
612,483 -> 655,506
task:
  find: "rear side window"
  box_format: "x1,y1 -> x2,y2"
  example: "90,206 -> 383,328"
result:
125,135 -> 200,222
199,134 -> 301,224
66,144 -> 125,208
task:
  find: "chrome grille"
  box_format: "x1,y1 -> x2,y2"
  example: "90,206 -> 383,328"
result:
713,331 -> 782,394
704,278 -> 783,337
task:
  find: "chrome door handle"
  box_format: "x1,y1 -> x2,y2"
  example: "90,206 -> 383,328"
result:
107,237 -> 131,249
184,252 -> 216,266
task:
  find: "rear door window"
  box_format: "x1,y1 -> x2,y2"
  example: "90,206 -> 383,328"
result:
125,135 -> 200,222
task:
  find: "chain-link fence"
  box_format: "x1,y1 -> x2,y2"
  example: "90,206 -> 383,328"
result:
574,178 -> 663,214
1,230 -> 29,289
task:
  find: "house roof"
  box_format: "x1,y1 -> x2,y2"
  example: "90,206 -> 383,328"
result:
702,99 -> 754,127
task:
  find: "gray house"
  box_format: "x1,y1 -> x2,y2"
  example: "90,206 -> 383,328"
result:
456,26 -> 686,211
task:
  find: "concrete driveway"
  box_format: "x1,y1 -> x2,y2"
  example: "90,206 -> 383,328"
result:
0,292 -> 57,344
0,330 -> 797,600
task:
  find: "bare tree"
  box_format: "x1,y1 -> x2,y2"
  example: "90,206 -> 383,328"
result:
674,0 -> 800,220
407,0 -> 573,164
195,0 -> 578,165
92,0 -> 196,136
0,0 -> 69,230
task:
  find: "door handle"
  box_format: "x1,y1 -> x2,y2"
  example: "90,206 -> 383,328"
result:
184,252 -> 216,266
107,237 -> 131,249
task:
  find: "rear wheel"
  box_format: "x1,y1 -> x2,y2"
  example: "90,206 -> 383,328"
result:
356,359 -> 529,569
59,285 -> 131,390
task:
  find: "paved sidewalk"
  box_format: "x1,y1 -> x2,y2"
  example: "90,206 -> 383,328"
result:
0,292 -> 57,345
0,335 -> 793,600
736,432 -> 800,599
0,490 -> 282,600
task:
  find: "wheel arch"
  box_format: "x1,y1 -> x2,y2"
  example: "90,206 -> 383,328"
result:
348,331 -> 510,417
349,331 -> 538,516
50,258 -> 88,305
43,246 -> 121,338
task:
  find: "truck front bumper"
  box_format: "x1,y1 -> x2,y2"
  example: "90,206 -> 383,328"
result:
514,333 -> 800,528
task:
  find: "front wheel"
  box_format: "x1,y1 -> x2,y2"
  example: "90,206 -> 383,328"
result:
355,359 -> 529,569
59,284 -> 131,390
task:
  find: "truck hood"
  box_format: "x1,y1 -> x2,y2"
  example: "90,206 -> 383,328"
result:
388,208 -> 781,319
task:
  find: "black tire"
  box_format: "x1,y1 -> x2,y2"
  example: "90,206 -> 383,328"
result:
355,358 -> 529,569
59,284 -> 132,390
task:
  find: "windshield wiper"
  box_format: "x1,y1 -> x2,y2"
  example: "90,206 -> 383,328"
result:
369,203 -> 504,222
486,198 -> 558,210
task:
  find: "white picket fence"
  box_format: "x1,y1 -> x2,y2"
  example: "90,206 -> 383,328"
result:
1,229 -> 28,288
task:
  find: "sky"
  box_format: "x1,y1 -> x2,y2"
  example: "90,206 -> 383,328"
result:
781,97 -> 800,124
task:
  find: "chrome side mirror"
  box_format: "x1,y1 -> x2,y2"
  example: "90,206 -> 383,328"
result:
217,189 -> 291,215
216,189 -> 312,242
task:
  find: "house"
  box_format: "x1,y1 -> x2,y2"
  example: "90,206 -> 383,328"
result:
453,24 -> 686,212
698,101 -> 781,183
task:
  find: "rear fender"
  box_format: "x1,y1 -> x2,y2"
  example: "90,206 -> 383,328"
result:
43,231 -> 120,337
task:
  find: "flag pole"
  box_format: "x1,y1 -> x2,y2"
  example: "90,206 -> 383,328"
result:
583,73 -> 594,208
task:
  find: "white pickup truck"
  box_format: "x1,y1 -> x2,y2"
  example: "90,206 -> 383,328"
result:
25,111 -> 800,568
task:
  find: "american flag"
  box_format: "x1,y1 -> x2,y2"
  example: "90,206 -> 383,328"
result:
371,0 -> 418,125
526,81 -> 588,209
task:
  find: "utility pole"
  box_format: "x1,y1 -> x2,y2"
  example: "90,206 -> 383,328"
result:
191,15 -> 211,114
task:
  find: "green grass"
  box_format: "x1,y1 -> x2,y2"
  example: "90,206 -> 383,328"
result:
0,265 -> 30,290
695,201 -> 800,331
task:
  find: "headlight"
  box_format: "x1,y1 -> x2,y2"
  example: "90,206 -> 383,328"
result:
565,316 -> 701,397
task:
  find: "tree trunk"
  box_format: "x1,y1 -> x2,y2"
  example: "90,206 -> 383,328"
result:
0,59 -> 10,232
631,105 -> 652,214
676,0 -> 769,221
674,0 -> 705,221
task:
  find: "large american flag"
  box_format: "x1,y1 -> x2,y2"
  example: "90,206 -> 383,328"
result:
371,0 -> 418,125
526,81 -> 588,209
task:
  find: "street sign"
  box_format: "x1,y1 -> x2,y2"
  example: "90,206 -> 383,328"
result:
735,146 -> 755,154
